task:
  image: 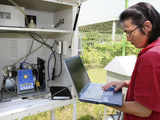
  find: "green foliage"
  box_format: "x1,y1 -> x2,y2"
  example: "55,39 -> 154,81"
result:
81,32 -> 112,48
78,115 -> 96,120
81,48 -> 101,65
79,20 -> 140,67
79,20 -> 123,34
81,32 -> 140,67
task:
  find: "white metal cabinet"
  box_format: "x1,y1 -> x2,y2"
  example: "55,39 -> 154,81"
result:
0,0 -> 82,119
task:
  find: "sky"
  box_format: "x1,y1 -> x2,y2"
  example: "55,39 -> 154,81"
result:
78,0 -> 160,26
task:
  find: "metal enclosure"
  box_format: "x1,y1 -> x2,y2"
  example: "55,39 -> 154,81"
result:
105,55 -> 137,82
104,55 -> 137,96
0,1 -> 86,120
0,0 -> 81,101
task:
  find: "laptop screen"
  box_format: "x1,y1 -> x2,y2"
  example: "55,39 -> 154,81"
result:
64,56 -> 90,94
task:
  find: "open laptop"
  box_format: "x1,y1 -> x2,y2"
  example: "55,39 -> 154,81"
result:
64,56 -> 123,107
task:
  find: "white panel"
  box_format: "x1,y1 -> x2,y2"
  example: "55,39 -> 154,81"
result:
9,39 -> 18,60
105,56 -> 137,76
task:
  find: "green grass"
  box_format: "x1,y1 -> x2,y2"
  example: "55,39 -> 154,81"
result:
23,66 -> 114,120
87,67 -> 106,84
23,112 -> 51,120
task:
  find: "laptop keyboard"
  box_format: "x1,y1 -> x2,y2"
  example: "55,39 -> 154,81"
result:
82,84 -> 103,99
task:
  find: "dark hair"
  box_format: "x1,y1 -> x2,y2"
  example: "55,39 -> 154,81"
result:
119,2 -> 160,44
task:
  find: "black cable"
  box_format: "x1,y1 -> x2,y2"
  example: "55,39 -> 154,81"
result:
29,32 -> 54,52
111,115 -> 115,120
30,32 -> 45,42
47,51 -> 56,81
48,41 -> 63,80
47,52 -> 52,81
28,40 -> 34,54
48,51 -> 63,81
29,32 -> 57,81
23,39 -> 34,62
117,112 -> 121,120
29,32 -> 63,80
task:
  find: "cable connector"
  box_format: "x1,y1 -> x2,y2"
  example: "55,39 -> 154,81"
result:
57,41 -> 63,54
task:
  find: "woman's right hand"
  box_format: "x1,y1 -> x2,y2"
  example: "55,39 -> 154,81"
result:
102,81 -> 129,92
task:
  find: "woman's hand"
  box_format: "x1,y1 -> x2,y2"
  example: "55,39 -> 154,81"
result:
102,81 -> 129,92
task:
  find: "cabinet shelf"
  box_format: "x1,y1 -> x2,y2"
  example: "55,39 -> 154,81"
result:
0,0 -> 76,12
0,27 -> 72,37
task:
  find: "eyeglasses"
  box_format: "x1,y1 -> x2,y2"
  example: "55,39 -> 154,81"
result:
125,27 -> 139,37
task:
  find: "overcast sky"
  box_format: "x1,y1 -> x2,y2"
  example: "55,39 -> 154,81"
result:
78,0 -> 160,26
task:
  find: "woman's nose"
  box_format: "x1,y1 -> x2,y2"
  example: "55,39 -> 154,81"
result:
126,35 -> 130,41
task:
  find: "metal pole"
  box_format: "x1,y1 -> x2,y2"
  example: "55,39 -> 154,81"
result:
125,0 -> 128,8
73,98 -> 77,120
112,20 -> 116,41
122,0 -> 128,56
51,110 -> 55,120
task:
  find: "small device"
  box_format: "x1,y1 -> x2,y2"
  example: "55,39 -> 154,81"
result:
50,86 -> 72,100
0,4 -> 25,27
25,15 -> 37,28
37,57 -> 46,90
17,69 -> 35,94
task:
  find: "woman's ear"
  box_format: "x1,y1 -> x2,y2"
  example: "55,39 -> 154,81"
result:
143,20 -> 152,35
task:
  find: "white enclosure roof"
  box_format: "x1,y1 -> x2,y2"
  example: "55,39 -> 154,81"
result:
104,55 -> 137,77
79,0 -> 160,26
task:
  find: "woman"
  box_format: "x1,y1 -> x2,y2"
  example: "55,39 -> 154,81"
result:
103,2 -> 160,120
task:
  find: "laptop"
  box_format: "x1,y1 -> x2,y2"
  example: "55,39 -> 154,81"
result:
64,56 -> 123,107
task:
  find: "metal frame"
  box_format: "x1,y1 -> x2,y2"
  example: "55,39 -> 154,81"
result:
0,98 -> 77,120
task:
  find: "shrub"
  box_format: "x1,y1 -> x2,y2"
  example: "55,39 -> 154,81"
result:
81,32 -> 140,67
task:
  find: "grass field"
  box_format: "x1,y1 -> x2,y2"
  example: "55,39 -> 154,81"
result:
54,67 -> 107,120
23,66 -> 115,120
87,67 -> 106,84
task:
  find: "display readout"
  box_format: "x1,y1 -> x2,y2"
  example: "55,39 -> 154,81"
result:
17,69 -> 34,91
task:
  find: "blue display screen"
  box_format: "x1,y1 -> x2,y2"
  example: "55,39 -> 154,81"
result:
17,69 -> 34,91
